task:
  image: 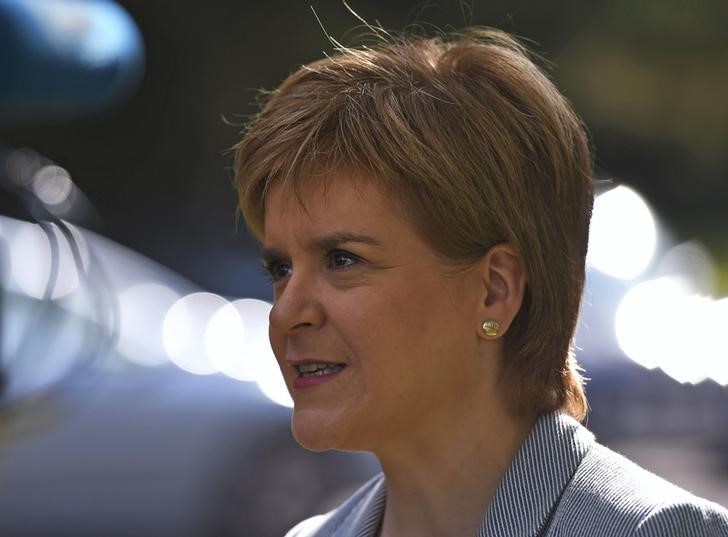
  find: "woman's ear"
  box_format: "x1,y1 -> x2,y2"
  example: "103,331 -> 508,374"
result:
476,244 -> 526,339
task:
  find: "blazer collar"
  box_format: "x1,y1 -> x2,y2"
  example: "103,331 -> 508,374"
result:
478,411 -> 594,537
337,476 -> 387,537
337,412 -> 593,537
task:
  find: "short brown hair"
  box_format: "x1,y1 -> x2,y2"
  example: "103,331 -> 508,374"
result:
234,27 -> 593,421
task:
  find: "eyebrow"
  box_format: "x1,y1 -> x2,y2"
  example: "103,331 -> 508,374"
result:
260,232 -> 383,263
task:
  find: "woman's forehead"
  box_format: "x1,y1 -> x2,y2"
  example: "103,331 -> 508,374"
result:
262,176 -> 424,249
264,171 -> 393,219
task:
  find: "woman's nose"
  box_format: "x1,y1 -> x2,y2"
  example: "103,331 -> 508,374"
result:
269,273 -> 325,334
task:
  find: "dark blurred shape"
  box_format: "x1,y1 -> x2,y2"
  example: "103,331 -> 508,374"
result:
0,0 -> 145,125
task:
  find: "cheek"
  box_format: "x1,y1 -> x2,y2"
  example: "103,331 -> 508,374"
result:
336,284 -> 434,358
324,291 -> 394,358
386,277 -> 452,334
372,276 -> 468,365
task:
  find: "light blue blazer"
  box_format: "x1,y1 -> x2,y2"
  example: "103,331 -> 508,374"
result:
285,412 -> 728,536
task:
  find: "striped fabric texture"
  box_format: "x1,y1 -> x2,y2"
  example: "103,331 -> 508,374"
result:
285,412 -> 728,536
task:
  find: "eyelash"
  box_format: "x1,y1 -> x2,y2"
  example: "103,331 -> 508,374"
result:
262,249 -> 361,283
261,260 -> 291,284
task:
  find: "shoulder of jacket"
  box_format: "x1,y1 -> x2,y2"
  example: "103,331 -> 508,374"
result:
551,442 -> 728,536
634,498 -> 728,537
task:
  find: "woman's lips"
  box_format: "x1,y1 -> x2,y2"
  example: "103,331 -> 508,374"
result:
292,363 -> 347,389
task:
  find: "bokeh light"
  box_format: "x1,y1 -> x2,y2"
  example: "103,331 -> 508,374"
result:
238,299 -> 292,408
615,277 -> 728,385
32,165 -> 73,207
5,148 -> 42,187
704,298 -> 728,386
615,277 -> 681,372
205,300 -> 249,380
162,292 -> 227,375
657,241 -> 716,295
588,185 -> 657,280
8,220 -> 88,299
205,298 -> 292,407
118,282 -> 179,367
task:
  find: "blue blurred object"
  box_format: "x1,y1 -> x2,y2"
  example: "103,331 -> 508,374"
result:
0,0 -> 145,123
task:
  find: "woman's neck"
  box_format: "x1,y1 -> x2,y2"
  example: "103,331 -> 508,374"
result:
375,399 -> 535,537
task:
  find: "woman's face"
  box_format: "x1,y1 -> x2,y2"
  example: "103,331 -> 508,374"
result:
262,175 -> 496,453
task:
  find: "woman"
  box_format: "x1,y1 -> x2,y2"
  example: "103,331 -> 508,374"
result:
234,28 -> 728,537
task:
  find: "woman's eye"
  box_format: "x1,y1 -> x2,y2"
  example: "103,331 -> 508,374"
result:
264,260 -> 292,282
328,250 -> 358,269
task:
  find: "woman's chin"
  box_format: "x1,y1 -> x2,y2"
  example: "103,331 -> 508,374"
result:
291,407 -> 350,452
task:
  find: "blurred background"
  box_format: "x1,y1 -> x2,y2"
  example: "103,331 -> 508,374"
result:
1,0 -> 727,535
